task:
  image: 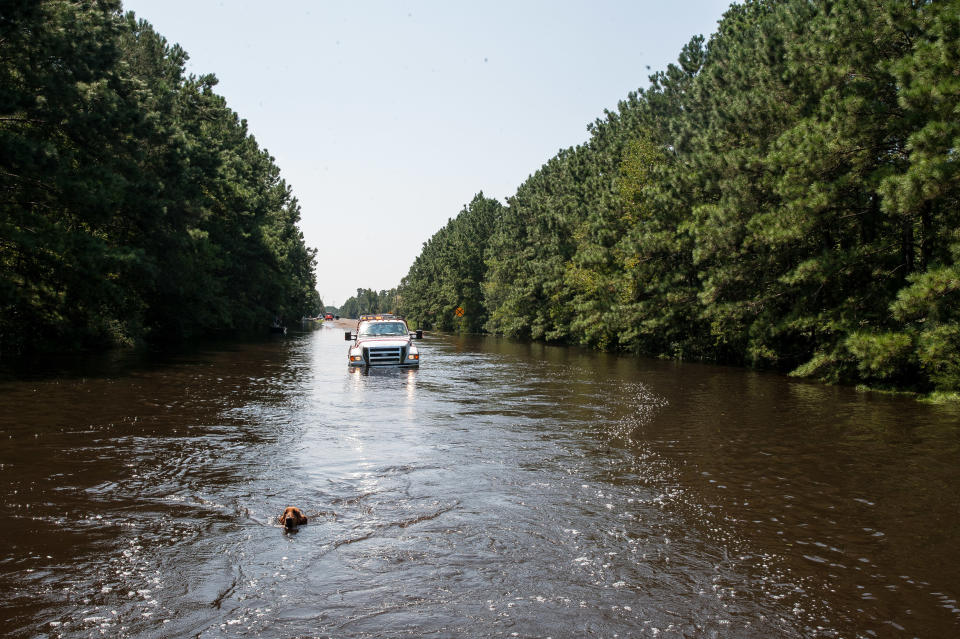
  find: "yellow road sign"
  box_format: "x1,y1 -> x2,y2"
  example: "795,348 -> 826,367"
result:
454,306 -> 464,318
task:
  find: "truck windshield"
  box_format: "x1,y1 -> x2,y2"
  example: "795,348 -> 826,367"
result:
358,322 -> 408,337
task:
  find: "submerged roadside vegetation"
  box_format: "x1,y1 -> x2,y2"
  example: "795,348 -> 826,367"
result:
1,1 -> 320,356
398,0 -> 960,396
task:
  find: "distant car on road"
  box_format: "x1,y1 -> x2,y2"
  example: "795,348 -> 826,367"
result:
324,313 -> 334,320
344,314 -> 422,367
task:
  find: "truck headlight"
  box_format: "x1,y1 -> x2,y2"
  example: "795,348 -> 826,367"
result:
407,346 -> 419,360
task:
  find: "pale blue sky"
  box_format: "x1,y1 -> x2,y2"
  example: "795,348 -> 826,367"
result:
121,1 -> 732,307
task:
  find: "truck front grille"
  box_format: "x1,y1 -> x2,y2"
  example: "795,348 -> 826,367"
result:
365,346 -> 404,365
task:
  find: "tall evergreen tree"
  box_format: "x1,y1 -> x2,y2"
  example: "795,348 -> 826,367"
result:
399,193 -> 501,332
1,2 -> 320,355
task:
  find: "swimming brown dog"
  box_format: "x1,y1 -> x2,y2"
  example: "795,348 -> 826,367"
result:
278,506 -> 308,530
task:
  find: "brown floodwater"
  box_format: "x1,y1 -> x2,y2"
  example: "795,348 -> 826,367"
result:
1,326 -> 958,638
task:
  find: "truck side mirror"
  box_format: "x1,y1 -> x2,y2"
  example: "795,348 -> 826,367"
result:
344,331 -> 353,341
415,330 -> 423,339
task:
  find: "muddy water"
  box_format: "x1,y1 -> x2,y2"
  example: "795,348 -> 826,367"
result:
1,327 -> 958,638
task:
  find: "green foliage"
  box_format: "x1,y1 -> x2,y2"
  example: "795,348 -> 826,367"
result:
338,288 -> 397,319
845,332 -> 916,385
398,193 -> 502,333
396,0 -> 960,394
0,1 -> 319,355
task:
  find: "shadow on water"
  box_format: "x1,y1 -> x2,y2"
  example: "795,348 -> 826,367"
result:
0,328 -> 958,637
0,333 -> 298,384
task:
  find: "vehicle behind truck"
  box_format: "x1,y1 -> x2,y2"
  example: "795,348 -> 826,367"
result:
345,314 -> 423,367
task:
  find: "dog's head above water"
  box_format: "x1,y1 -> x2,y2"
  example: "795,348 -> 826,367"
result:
278,506 -> 308,530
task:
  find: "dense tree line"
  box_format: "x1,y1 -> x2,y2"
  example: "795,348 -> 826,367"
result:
1,0 -> 320,356
398,0 -> 960,395
338,288 -> 398,319
399,193 -> 502,332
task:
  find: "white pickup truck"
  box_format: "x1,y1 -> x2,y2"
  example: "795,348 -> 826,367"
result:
345,314 -> 423,367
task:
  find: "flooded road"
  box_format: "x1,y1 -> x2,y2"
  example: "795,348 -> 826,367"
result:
1,326 -> 959,638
